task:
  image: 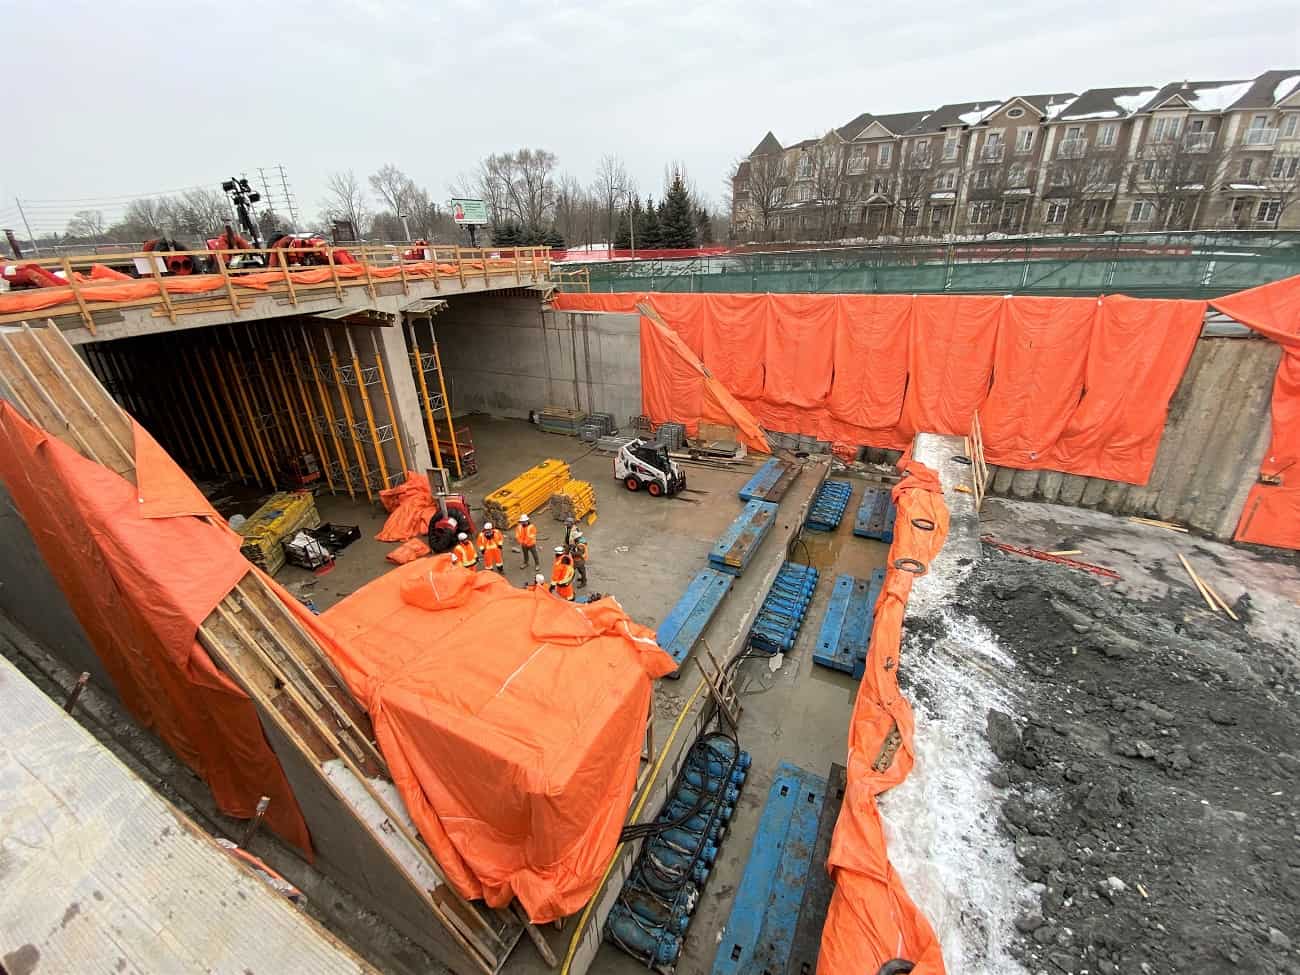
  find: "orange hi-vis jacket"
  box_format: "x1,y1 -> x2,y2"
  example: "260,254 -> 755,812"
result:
551,554 -> 575,600
454,539 -> 478,567
478,529 -> 503,568
516,522 -> 538,548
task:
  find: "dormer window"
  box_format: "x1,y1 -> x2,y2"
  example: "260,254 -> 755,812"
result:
1007,107 -> 1025,119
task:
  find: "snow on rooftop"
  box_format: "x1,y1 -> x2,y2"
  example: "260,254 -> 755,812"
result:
1113,89 -> 1158,114
1275,74 -> 1300,104
1061,110 -> 1121,121
1185,81 -> 1253,112
1044,97 -> 1077,120
958,104 -> 998,126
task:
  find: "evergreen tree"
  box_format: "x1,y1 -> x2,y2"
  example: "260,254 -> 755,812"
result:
492,221 -> 522,246
695,206 -> 714,245
659,171 -> 698,249
614,201 -> 638,249
638,196 -> 662,249
543,225 -> 566,249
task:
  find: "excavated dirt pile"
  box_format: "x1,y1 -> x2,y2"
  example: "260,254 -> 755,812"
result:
952,549 -> 1299,975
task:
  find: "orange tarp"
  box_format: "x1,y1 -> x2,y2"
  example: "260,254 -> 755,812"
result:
1211,275 -> 1300,549
819,458 -> 950,974
376,472 -> 439,542
312,558 -> 676,921
554,291 -> 1207,484
0,404 -> 312,854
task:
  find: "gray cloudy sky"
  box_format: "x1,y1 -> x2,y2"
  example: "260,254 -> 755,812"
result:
3,0 -> 1297,235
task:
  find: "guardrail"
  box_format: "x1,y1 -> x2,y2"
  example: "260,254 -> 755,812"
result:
0,244 -> 552,333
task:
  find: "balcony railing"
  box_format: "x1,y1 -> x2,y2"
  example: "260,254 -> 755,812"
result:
1184,132 -> 1216,152
1243,128 -> 1279,147
847,159 -> 868,175
942,144 -> 960,161
1057,138 -> 1088,159
978,143 -> 1005,163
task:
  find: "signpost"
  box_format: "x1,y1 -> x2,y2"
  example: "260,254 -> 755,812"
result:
449,198 -> 488,245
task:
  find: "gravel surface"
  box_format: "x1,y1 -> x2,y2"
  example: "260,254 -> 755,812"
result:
954,548 -> 1300,975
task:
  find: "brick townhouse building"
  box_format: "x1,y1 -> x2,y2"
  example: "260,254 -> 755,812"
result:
730,69 -> 1300,240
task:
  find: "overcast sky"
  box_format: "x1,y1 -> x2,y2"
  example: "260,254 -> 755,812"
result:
3,0 -> 1297,237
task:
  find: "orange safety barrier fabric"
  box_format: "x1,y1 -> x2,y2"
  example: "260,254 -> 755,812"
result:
0,404 -> 312,855
376,471 -> 440,542
386,538 -> 431,564
312,558 -> 676,921
1210,274 -> 1300,549
553,291 -> 1207,484
818,458 -> 949,974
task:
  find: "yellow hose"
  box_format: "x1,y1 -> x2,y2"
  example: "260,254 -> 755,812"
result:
559,677 -> 710,973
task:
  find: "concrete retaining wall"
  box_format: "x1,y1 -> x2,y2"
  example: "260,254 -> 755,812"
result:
434,294 -> 642,424
987,336 -> 1280,538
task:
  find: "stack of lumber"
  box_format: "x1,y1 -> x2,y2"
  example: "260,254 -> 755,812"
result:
238,491 -> 321,576
484,458 -> 571,527
550,479 -> 596,522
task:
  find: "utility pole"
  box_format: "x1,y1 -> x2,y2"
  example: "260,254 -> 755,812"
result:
14,198 -> 39,255
399,212 -> 412,242
277,165 -> 299,226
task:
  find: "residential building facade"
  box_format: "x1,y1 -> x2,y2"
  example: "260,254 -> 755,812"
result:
731,69 -> 1300,241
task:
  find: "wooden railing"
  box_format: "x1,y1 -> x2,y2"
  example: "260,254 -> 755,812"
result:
0,244 -> 553,334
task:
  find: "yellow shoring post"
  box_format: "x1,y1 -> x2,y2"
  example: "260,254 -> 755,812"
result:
193,342 -> 244,480
257,327 -> 307,456
280,329 -> 335,494
165,345 -> 216,473
322,328 -> 374,502
428,319 -> 462,478
404,318 -> 445,472
344,327 -> 390,490
298,325 -> 354,500
206,338 -> 257,483
182,345 -> 235,476
221,331 -> 276,487
369,330 -> 409,476
144,344 -> 195,468
241,327 -> 291,458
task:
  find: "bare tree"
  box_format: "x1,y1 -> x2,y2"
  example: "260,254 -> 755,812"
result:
808,133 -> 849,240
65,209 -> 107,239
1127,141 -> 1230,231
164,188 -> 231,238
591,154 -> 632,247
369,163 -> 417,214
893,165 -> 935,240
1219,150 -> 1300,229
554,173 -> 597,249
474,149 -> 559,235
1040,151 -> 1127,232
732,153 -> 787,241
320,170 -> 370,239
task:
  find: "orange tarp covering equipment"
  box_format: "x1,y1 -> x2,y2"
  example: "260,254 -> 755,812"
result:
313,557 -> 676,922
1210,274 -> 1300,549
819,457 -> 950,975
553,291 -> 1207,484
0,403 -> 312,855
376,471 -> 439,542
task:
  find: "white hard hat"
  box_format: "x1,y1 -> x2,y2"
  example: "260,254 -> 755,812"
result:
574,531 -> 584,539
519,513 -> 530,523
450,553 -> 459,564
458,532 -> 468,541
535,573 -> 545,585
484,521 -> 493,531
555,546 -> 565,555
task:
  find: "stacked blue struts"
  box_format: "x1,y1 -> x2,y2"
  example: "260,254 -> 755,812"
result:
747,562 -> 819,654
656,569 -> 734,675
606,734 -> 751,968
812,569 -> 884,678
804,479 -> 853,532
853,484 -> 897,542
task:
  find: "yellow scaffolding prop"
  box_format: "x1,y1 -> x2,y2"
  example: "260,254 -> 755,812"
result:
431,329 -> 462,478
322,328 -> 373,502
344,327 -> 390,491
255,327 -> 307,457
280,329 -> 336,494
299,325 -> 355,500
241,327 -> 292,459
183,344 -> 235,477
405,318 -> 446,473
370,330 -> 409,476
195,344 -> 248,482
220,331 -> 276,487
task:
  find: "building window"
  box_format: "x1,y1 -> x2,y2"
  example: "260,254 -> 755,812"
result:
1007,107 -> 1025,119
1257,199 -> 1282,223
936,170 -> 957,191
972,168 -> 991,189
1016,129 -> 1034,153
1142,159 -> 1169,182
1045,201 -> 1068,224
1283,114 -> 1299,139
1008,164 -> 1027,187
879,144 -> 893,166
930,206 -> 949,227
796,155 -> 813,179
847,147 -> 868,174
1239,158 -> 1255,180
1096,123 -> 1118,148
942,138 -> 960,161
1150,116 -> 1182,143
1087,160 -> 1110,183
1272,156 -> 1299,179
871,176 -> 890,195
902,207 -> 920,228
969,201 -> 994,224
1129,200 -> 1154,223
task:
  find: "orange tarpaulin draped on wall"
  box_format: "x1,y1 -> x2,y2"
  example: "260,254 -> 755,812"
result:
308,557 -> 675,922
819,458 -> 949,975
901,295 -> 1002,436
638,309 -> 770,453
551,292 -> 645,314
765,294 -> 837,408
701,293 -> 768,398
0,404 -> 312,854
828,294 -> 913,433
1210,274 -> 1300,549
980,296 -> 1099,469
1039,295 -> 1204,483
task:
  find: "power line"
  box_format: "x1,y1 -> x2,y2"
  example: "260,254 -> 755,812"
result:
18,183 -> 215,204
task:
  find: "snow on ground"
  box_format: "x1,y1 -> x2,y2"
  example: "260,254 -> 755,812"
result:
878,559 -> 1029,975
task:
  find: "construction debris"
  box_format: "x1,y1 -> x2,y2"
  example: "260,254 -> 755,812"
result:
981,534 -> 1121,580
484,458 -> 571,527
238,491 -> 321,576
1128,516 -> 1189,533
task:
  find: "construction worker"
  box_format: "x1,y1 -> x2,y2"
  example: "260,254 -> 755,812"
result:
550,546 -> 576,601
570,531 -> 589,589
563,517 -> 580,550
453,532 -> 478,570
516,513 -> 539,570
526,573 -> 547,591
477,521 -> 504,574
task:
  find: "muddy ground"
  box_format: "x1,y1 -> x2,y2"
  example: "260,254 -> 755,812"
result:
936,544 -> 1299,975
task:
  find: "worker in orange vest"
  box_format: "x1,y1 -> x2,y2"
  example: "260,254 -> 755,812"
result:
453,532 -> 478,570
515,513 -> 539,570
477,521 -> 504,574
550,546 -> 576,601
